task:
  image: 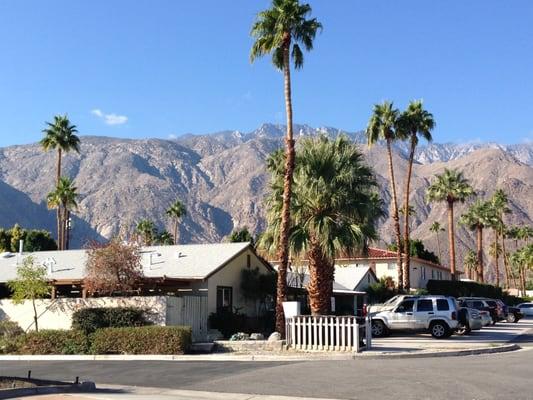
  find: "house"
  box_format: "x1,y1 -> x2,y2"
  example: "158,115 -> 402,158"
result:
0,242 -> 273,340
343,247 -> 453,289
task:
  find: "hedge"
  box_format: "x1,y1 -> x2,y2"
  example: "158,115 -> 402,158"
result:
90,326 -> 191,355
426,280 -> 528,305
17,330 -> 89,355
72,307 -> 150,334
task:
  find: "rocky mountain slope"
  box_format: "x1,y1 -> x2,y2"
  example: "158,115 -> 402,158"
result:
0,123 -> 531,280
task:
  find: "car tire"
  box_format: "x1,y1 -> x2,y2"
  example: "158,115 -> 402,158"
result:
371,320 -> 388,337
507,313 -> 516,323
456,324 -> 471,336
430,321 -> 450,339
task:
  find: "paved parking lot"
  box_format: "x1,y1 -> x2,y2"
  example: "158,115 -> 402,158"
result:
370,316 -> 533,351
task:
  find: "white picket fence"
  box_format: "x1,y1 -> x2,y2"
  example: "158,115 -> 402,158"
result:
286,315 -> 368,352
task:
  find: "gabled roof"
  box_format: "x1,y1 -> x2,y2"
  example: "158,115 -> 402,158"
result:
0,242 -> 260,283
287,265 -> 374,295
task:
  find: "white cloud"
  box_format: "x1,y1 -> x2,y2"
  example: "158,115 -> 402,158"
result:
91,109 -> 128,125
168,134 -> 177,140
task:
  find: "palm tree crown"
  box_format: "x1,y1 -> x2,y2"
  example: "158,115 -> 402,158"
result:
46,177 -> 78,250
166,199 -> 187,245
426,169 -> 475,204
40,115 -> 80,154
250,0 -> 322,70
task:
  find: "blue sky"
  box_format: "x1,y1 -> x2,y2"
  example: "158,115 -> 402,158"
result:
0,0 -> 531,147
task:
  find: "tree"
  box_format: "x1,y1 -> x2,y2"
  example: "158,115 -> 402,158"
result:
0,226 -> 57,252
463,249 -> 478,280
488,241 -> 503,286
228,227 -> 255,245
261,136 -> 382,315
40,115 -> 80,248
489,189 -> 512,287
166,200 -> 187,245
426,169 -> 475,281
135,219 -> 157,246
397,100 -> 435,290
7,256 -> 51,332
46,177 -> 78,250
388,239 -> 439,264
156,230 -> 174,246
430,221 -> 445,264
84,239 -> 143,295
366,101 -> 405,290
510,245 -> 533,297
250,0 -> 322,333
459,200 -> 498,283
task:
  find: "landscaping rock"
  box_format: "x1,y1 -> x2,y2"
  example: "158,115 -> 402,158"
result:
229,332 -> 250,341
250,333 -> 265,340
268,332 -> 281,341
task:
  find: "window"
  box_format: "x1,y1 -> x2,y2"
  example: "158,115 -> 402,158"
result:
472,301 -> 484,309
421,267 -> 426,280
216,286 -> 233,311
246,254 -> 251,269
417,299 -> 433,312
387,263 -> 396,270
431,270 -> 435,279
395,300 -> 414,313
436,299 -> 450,311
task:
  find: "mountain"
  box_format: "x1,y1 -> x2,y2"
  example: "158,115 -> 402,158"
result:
0,123 -> 531,282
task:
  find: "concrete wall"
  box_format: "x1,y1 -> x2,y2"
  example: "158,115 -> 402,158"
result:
207,249 -> 272,316
0,296 -> 168,331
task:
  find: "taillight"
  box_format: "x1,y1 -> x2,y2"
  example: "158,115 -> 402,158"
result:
451,311 -> 457,320
362,304 -> 368,317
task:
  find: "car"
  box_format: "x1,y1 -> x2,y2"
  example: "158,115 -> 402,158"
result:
456,306 -> 483,335
370,296 -> 459,339
505,306 -> 524,323
516,303 -> 533,317
367,294 -> 419,313
458,297 -> 502,324
479,309 -> 492,326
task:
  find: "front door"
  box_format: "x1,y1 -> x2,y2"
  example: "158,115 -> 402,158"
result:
391,299 -> 416,329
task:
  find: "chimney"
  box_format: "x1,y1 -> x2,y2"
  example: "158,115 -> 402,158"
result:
19,240 -> 23,255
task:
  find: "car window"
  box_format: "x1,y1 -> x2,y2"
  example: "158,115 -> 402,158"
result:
395,300 -> 414,313
486,301 -> 497,307
417,299 -> 434,312
436,299 -> 450,311
473,301 -> 485,309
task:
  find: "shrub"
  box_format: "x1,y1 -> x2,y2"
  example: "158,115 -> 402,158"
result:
90,326 -> 191,355
208,309 -> 247,338
17,330 -> 89,355
72,307 -> 150,334
0,320 -> 24,354
367,277 -> 398,303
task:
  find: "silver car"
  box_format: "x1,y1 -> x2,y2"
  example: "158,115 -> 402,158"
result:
517,303 -> 533,316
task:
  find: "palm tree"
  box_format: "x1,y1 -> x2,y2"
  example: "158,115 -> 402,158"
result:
366,101 -> 405,290
510,245 -> 532,297
156,230 -> 174,246
488,241 -> 503,286
260,136 -> 382,315
136,219 -> 157,246
250,0 -> 322,333
40,115 -> 80,248
463,249 -> 478,280
46,177 -> 78,250
166,200 -> 187,245
430,221 -> 445,264
459,200 -> 498,283
490,189 -> 511,287
426,169 -> 475,281
397,100 -> 435,290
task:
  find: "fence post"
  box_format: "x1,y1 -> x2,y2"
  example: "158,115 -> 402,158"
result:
365,315 -> 372,350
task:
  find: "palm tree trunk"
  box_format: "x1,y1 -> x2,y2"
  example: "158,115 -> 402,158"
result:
402,137 -> 416,290
502,230 -> 510,288
520,265 -> 526,297
56,207 -> 62,250
476,226 -> 484,283
447,200 -> 457,280
173,220 -> 178,245
65,210 -> 70,250
56,148 -> 62,250
494,232 -> 499,287
307,240 -> 333,315
275,39 -> 295,336
436,231 -> 442,265
386,139 -> 403,291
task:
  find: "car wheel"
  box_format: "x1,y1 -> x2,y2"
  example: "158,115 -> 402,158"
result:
456,324 -> 471,335
507,313 -> 516,323
371,320 -> 387,337
430,321 -> 449,339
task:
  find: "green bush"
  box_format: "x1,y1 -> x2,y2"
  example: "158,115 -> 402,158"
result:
367,277 -> 399,303
17,330 -> 89,355
72,307 -> 150,334
208,309 -> 247,338
0,320 -> 24,354
90,326 -> 191,355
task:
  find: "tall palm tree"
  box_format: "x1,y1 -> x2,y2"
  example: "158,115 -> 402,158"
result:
40,115 -> 80,248
430,221 -> 445,264
251,0 -> 322,333
136,219 -> 157,246
397,100 -> 435,290
46,177 -> 78,250
366,101 -> 405,290
459,200 -> 498,283
488,241 -> 503,286
510,245 -> 532,297
463,249 -> 478,280
490,189 -> 511,287
166,200 -> 187,245
426,169 -> 475,281
260,136 -> 382,315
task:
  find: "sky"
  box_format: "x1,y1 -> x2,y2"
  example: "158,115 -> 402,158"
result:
0,0 -> 532,147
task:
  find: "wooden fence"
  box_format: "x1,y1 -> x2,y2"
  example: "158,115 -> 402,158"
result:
286,315 -> 368,352
166,296 -> 208,342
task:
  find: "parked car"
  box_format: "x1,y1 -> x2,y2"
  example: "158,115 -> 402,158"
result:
367,295 -> 419,313
516,303 -> 533,317
370,296 -> 459,339
479,309 -> 492,326
505,306 -> 524,323
456,307 -> 483,335
458,298 -> 503,324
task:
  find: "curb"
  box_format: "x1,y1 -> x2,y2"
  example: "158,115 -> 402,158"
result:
0,381 -> 96,399
0,344 -> 521,362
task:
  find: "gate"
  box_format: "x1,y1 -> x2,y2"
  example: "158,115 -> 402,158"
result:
166,296 -> 208,342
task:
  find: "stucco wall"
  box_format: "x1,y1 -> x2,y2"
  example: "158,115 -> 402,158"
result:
207,249 -> 271,316
0,296 -> 167,331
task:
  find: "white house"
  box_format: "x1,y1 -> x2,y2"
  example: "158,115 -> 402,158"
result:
0,242 -> 273,341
